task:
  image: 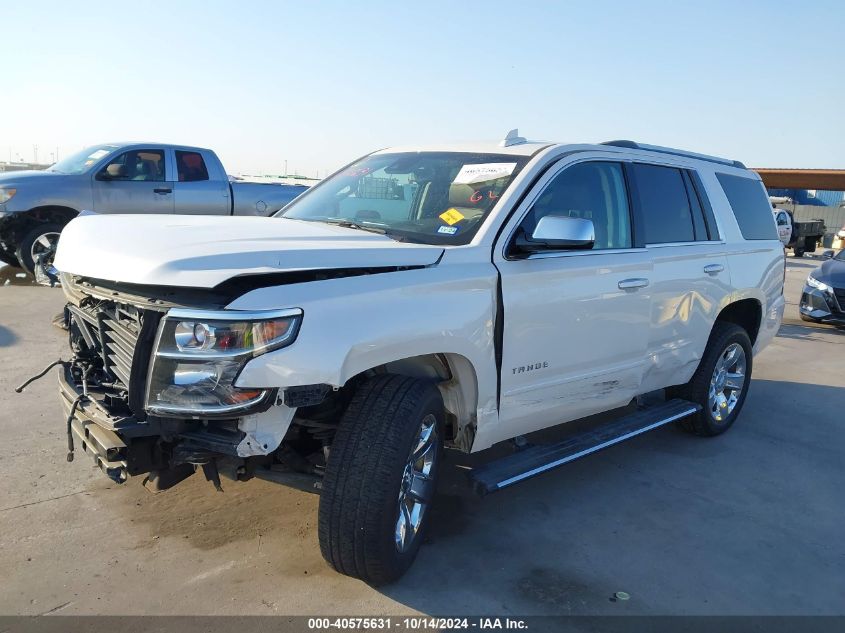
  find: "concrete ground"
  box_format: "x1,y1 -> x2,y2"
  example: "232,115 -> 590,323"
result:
0,255 -> 843,616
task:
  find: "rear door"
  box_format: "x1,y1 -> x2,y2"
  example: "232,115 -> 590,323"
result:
493,158 -> 653,443
92,148 -> 175,213
172,150 -> 230,215
628,162 -> 732,393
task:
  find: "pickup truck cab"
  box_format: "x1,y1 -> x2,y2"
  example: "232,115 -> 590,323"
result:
44,133 -> 785,585
774,208 -> 792,246
0,142 -> 306,272
770,201 -> 826,257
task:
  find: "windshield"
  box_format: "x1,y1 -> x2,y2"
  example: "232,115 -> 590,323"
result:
277,152 -> 530,245
47,145 -> 119,175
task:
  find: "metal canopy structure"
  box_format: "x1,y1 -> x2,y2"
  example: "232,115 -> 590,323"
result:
752,169 -> 845,191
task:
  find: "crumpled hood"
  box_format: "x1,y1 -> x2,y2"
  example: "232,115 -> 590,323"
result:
55,214 -> 443,288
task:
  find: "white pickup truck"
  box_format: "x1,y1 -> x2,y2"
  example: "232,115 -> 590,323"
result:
34,132 -> 785,585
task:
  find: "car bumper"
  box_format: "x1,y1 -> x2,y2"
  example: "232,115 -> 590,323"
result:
754,294 -> 785,355
799,284 -> 845,325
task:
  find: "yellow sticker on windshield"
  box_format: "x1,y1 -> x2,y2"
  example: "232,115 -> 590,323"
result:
439,208 -> 465,225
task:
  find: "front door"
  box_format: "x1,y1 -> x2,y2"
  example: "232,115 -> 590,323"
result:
92,148 -> 175,214
493,159 -> 652,444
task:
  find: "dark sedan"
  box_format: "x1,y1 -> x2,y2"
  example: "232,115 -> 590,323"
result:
800,250 -> 845,326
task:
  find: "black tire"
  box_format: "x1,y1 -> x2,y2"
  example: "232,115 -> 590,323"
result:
15,223 -> 63,274
318,374 -> 444,585
670,322 -> 753,436
793,247 -> 804,258
0,249 -> 20,267
800,313 -> 818,323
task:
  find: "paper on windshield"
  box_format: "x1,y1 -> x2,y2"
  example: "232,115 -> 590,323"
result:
88,149 -> 110,160
453,163 -> 517,185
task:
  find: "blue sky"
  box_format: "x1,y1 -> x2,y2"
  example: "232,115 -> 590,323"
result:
1,0 -> 843,175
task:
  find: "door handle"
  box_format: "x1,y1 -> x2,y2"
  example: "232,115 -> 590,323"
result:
704,264 -> 724,274
154,188 -> 172,195
618,278 -> 650,290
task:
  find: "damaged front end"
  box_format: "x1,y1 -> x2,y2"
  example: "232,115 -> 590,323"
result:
40,275 -> 332,493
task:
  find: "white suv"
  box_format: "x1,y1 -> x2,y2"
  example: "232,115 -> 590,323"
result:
46,132 -> 785,584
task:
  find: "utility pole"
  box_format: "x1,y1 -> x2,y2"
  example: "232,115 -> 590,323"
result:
33,145 -> 38,164
284,160 -> 288,177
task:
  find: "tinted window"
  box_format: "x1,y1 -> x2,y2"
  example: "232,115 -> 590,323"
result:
522,161 -> 631,250
631,163 -> 694,244
176,151 -> 209,182
716,173 -> 779,240
688,170 -> 720,240
682,171 -> 708,240
101,149 -> 165,182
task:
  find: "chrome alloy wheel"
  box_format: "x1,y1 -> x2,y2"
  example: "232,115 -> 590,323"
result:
30,232 -> 61,267
709,342 -> 747,423
395,413 -> 438,553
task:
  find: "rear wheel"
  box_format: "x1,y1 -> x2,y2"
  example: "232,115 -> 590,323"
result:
670,322 -> 753,436
793,247 -> 805,258
318,374 -> 444,585
15,223 -> 63,274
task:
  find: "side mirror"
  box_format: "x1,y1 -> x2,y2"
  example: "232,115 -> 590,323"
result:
514,215 -> 595,254
822,250 -> 835,259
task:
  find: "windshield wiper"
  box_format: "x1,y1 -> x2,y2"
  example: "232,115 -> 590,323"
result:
318,218 -> 390,236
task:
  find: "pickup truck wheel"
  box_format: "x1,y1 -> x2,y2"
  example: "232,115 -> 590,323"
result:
671,322 -> 753,436
318,374 -> 444,585
15,223 -> 63,274
793,247 -> 805,258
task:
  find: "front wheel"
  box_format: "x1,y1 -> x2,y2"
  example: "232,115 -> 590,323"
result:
0,247 -> 20,267
15,223 -> 63,274
670,322 -> 753,436
318,374 -> 444,585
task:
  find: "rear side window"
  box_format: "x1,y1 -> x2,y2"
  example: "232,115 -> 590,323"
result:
176,151 -> 209,182
630,163 -> 694,244
716,173 -> 778,240
688,170 -> 721,240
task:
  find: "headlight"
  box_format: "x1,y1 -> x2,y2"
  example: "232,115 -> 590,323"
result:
0,188 -> 16,204
807,275 -> 832,293
146,308 -> 302,416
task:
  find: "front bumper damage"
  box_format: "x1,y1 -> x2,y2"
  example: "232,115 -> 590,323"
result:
49,281 -> 303,491
59,360 -> 299,490
59,366 -> 133,483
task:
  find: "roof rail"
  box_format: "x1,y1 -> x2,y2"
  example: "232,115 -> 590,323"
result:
601,140 -> 746,169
